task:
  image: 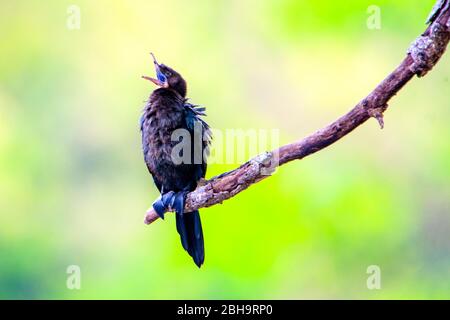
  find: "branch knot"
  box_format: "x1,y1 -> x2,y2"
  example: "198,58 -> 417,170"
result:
408,22 -> 450,76
367,106 -> 386,129
363,99 -> 387,129
251,151 -> 276,176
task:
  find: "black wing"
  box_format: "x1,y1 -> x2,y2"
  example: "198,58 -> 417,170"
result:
184,101 -> 212,181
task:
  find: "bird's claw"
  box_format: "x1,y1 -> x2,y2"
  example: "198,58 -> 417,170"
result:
152,191 -> 175,219
152,191 -> 188,219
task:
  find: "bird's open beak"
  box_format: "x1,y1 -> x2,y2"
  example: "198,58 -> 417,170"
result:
142,75 -> 167,87
142,53 -> 168,88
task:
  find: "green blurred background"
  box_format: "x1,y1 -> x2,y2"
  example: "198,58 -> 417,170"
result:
0,0 -> 449,299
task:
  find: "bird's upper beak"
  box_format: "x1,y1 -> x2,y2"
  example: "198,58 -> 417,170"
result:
142,53 -> 169,87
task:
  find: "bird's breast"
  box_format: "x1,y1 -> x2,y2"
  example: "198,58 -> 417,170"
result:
141,92 -> 185,165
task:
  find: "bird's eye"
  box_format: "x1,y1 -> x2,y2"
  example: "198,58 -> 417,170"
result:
165,71 -> 172,77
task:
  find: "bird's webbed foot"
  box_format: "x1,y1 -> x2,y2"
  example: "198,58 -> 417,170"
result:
152,191 -> 188,219
152,191 -> 175,219
173,191 -> 188,216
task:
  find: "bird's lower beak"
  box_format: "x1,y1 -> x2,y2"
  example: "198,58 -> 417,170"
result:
142,75 -> 168,87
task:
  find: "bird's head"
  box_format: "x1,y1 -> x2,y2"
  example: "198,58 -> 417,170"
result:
142,53 -> 187,97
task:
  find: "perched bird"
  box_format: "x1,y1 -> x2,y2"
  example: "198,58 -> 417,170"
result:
140,53 -> 211,267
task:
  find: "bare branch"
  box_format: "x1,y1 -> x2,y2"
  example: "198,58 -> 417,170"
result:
145,1 -> 450,225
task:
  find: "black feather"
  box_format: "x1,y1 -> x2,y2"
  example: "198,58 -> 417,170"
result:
174,192 -> 189,251
181,210 -> 204,267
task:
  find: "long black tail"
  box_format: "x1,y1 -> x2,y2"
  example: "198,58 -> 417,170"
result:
175,210 -> 204,267
173,192 -> 204,267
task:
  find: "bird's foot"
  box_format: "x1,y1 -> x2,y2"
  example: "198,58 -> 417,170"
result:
152,191 -> 176,219
173,191 -> 188,216
152,191 -> 188,219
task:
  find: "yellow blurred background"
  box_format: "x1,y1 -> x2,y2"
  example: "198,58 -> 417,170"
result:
0,0 -> 449,299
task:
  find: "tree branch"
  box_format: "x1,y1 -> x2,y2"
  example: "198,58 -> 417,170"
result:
145,1 -> 450,225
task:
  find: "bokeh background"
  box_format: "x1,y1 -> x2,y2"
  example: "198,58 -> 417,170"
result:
1,0 -> 449,299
